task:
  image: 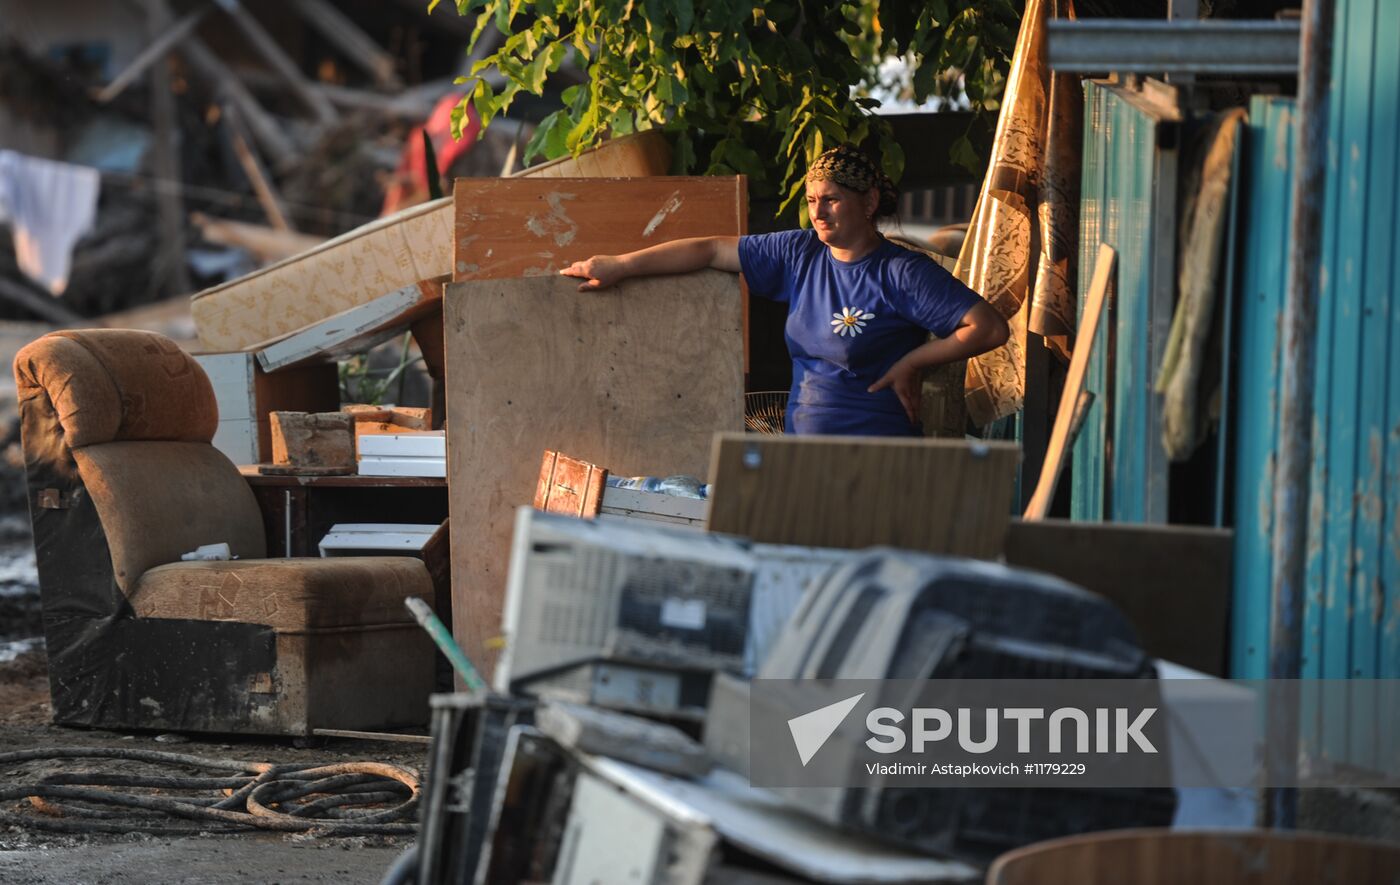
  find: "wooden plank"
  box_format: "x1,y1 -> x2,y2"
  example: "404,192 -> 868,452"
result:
98,2 -> 210,103
253,276 -> 445,372
1003,517 -> 1232,675
190,213 -> 326,261
1024,243 -> 1117,520
534,451 -> 607,517
704,435 -> 1019,559
452,176 -> 745,282
516,130 -> 671,179
987,829 -> 1400,885
223,102 -> 292,232
446,271 -> 744,680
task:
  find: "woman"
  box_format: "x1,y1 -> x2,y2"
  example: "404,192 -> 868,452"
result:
561,145 -> 1009,436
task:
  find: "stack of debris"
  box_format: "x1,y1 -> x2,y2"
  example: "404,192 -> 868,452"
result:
0,1 -> 535,326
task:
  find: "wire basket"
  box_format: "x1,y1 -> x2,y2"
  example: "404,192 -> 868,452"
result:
744,391 -> 788,435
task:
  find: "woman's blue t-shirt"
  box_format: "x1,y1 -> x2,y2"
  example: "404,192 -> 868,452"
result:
738,229 -> 981,436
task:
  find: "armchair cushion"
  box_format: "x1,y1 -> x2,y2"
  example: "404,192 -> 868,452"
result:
74,441 -> 267,592
13,329 -> 217,448
129,557 -> 431,632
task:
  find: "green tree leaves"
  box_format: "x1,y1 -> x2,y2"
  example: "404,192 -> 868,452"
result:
447,0 -> 1017,218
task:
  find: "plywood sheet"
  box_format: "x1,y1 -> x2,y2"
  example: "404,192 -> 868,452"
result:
705,435 -> 1020,559
446,271 -> 744,678
452,177 -> 746,281
1003,518 -> 1233,675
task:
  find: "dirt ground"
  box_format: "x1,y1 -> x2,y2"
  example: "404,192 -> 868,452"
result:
0,514 -> 422,885
0,644 -> 424,884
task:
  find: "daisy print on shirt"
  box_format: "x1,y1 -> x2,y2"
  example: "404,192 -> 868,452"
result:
831,306 -> 875,337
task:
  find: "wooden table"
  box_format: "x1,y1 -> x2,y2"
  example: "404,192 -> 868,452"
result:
240,465 -> 448,558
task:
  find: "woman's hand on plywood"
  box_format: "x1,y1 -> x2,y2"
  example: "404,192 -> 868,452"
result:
560,255 -> 626,291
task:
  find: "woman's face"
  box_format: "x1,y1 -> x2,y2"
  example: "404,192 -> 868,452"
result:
805,178 -> 879,249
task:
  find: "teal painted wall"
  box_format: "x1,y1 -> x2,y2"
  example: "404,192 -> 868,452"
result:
1230,0 -> 1399,773
1072,82 -> 1173,522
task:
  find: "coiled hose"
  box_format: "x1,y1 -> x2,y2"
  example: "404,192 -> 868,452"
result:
0,747 -> 419,836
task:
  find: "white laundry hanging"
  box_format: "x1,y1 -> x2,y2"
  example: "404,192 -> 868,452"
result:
0,150 -> 101,295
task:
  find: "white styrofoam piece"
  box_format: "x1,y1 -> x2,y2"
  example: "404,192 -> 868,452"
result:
255,282 -> 432,372
323,523 -> 441,535
318,523 -> 437,556
599,486 -> 708,522
356,431 -> 447,458
356,456 -> 446,477
194,352 -> 255,422
210,417 -> 257,465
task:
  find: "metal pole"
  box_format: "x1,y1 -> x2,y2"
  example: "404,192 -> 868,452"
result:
1266,0 -> 1335,830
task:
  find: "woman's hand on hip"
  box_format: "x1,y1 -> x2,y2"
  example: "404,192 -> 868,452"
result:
560,255 -> 626,291
868,357 -> 922,424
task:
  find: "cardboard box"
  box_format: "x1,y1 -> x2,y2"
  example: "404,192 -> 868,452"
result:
270,411 -> 356,472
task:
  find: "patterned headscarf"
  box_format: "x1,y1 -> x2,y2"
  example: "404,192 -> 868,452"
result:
806,144 -> 899,217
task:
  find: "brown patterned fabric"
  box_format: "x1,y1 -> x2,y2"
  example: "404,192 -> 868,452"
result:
13,330 -> 218,448
806,144 -> 899,216
956,0 -> 1082,426
74,441 -> 267,593
129,557 -> 430,632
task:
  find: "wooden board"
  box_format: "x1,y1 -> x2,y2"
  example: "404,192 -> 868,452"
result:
452,177 -> 746,282
516,129 -> 671,179
446,271 -> 744,679
1002,518 -> 1233,675
1024,243 -> 1116,520
705,434 -> 1020,559
987,829 -> 1400,885
534,451 -> 607,517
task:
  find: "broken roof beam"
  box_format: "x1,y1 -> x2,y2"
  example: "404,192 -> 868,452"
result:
177,35 -> 298,169
221,102 -> 294,231
289,0 -> 403,90
191,213 -> 326,263
95,2 -> 211,104
213,0 -> 339,124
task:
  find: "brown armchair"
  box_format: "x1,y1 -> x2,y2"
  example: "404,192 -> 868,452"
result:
14,329 -> 434,736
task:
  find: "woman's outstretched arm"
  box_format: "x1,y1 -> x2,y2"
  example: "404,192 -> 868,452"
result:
560,236 -> 741,290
